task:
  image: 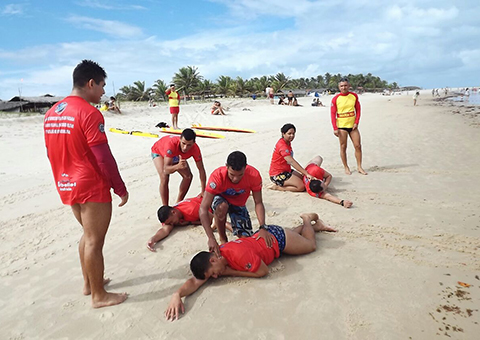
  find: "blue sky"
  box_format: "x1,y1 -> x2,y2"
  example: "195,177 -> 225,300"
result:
0,0 -> 479,99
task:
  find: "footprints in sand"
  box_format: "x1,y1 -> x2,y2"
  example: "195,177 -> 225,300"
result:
341,224 -> 480,270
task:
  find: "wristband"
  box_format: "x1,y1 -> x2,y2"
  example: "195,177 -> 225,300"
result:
340,200 -> 344,206
259,225 -> 267,230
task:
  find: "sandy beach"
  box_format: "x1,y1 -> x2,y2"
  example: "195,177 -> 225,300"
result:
1,92 -> 479,339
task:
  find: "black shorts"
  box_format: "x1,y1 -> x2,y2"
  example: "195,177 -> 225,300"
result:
338,127 -> 353,133
270,171 -> 293,187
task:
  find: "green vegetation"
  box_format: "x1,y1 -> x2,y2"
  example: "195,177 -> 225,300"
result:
117,67 -> 399,102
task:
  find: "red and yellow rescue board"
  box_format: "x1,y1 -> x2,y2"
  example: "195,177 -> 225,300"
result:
192,123 -> 255,133
159,127 -> 225,139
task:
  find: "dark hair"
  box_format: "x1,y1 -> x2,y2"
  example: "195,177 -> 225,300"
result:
226,151 -> 247,171
181,128 -> 196,141
170,84 -> 175,87
190,251 -> 212,280
281,123 -> 296,134
157,205 -> 173,223
309,180 -> 324,193
110,96 -> 116,101
339,77 -> 349,83
73,60 -> 107,88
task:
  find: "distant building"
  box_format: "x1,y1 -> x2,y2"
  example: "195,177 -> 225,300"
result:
1,94 -> 63,113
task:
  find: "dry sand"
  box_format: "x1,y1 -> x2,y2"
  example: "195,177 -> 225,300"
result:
1,91 -> 479,339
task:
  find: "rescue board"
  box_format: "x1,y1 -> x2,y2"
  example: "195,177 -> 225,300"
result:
109,127 -> 130,134
159,127 -> 225,139
191,123 -> 255,133
109,128 -> 159,138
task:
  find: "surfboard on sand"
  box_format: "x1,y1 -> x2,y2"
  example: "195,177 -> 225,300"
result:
191,123 -> 256,133
159,127 -> 225,139
109,128 -> 159,138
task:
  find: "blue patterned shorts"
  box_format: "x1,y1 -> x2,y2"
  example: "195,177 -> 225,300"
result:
212,195 -> 252,237
254,224 -> 286,252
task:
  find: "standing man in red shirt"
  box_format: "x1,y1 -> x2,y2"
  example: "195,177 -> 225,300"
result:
331,78 -> 367,175
199,151 -> 273,256
151,129 -> 206,206
165,84 -> 180,129
44,60 -> 128,308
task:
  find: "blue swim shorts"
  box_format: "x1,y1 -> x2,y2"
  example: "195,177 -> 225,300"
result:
212,195 -> 252,237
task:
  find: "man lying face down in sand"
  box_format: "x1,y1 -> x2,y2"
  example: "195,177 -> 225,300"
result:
164,213 -> 336,321
147,195 -> 232,252
303,155 -> 353,208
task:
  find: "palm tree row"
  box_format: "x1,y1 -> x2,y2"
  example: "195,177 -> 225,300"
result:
117,66 -> 398,102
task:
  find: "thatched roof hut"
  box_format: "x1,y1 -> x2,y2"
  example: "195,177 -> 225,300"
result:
7,94 -> 63,113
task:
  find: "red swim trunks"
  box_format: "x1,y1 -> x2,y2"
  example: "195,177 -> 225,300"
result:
170,106 -> 180,114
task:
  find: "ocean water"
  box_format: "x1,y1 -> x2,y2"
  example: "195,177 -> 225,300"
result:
447,91 -> 480,106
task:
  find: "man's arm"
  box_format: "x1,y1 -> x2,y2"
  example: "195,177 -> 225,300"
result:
223,260 -> 269,278
331,97 -> 338,135
354,95 -> 361,126
199,191 -> 220,255
252,190 -> 274,247
90,143 -> 128,206
165,276 -> 208,321
323,170 -> 332,188
195,159 -> 207,194
163,156 -> 185,174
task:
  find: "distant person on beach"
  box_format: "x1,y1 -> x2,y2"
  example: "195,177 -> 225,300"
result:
287,91 -> 294,105
269,123 -> 316,192
151,129 -> 206,206
199,151 -> 271,257
465,88 -> 470,96
100,101 -> 109,111
413,91 -> 419,106
278,94 -> 287,105
44,60 -> 128,308
312,98 -> 324,107
164,213 -> 336,321
211,101 -> 226,115
166,84 -> 180,129
444,88 -> 448,96
266,85 -> 274,104
331,78 -> 367,175
292,97 -> 301,106
432,89 -> 435,97
108,96 -> 122,114
146,195 -> 233,251
303,155 -> 353,208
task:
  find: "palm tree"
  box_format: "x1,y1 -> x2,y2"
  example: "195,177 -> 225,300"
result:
118,81 -> 151,101
232,76 -> 249,97
152,79 -> 167,101
173,66 -> 203,96
215,75 -> 233,97
196,79 -> 214,100
271,72 -> 290,92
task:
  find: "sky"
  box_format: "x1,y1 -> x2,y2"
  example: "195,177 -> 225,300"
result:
0,0 -> 479,99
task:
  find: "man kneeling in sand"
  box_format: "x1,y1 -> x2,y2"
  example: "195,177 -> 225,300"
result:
303,155 -> 353,208
164,213 -> 336,321
147,195 -> 232,251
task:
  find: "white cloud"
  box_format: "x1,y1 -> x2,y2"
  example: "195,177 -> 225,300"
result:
75,0 -> 147,11
65,15 -> 144,39
1,4 -> 24,15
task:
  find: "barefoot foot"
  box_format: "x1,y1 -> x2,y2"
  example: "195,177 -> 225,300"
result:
343,200 -> 353,208
83,278 -> 111,295
312,219 -> 337,232
358,168 -> 368,175
92,292 -> 128,308
344,167 -> 352,175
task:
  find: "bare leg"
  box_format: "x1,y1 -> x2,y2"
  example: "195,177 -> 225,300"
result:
349,129 -> 367,175
214,201 -> 229,244
269,171 -> 305,192
306,155 -> 323,167
76,202 -> 127,308
172,113 -> 179,129
176,164 -> 193,203
337,129 -> 351,175
153,156 -> 170,205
